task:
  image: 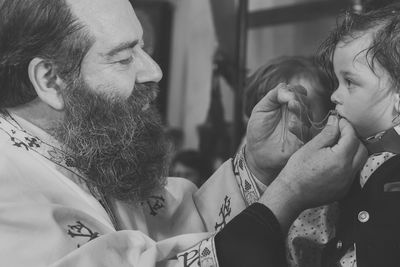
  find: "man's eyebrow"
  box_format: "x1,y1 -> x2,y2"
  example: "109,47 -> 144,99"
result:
104,40 -> 139,57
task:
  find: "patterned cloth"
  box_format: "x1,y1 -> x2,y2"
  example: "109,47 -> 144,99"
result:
286,152 -> 396,267
286,204 -> 339,267
360,152 -> 395,188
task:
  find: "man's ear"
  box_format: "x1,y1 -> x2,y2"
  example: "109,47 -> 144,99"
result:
28,58 -> 66,110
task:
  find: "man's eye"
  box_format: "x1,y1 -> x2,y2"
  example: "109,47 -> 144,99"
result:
118,56 -> 134,65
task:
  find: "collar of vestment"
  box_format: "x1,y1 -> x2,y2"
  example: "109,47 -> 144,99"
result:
0,109 -> 85,178
0,109 -> 120,229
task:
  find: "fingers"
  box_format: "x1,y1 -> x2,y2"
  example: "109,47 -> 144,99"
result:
253,83 -> 307,114
277,84 -> 307,106
306,115 -> 340,150
252,83 -> 287,113
333,118 -> 360,157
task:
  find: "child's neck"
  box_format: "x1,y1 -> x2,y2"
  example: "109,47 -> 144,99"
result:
363,125 -> 400,155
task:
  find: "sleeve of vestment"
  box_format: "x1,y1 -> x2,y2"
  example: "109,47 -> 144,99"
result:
215,203 -> 287,267
176,146 -> 288,267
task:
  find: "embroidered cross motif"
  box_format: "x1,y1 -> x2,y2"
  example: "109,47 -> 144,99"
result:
10,136 -> 41,150
0,113 -> 84,179
232,157 -> 240,175
178,235 -> 218,267
67,221 -> 100,248
178,249 -> 199,267
10,137 -> 29,150
215,195 -> 232,231
25,137 -> 40,148
142,195 -> 165,216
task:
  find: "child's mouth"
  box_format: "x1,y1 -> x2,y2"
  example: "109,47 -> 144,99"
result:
329,109 -> 343,119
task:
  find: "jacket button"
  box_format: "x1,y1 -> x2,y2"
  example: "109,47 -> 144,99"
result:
358,211 -> 370,223
336,240 -> 343,250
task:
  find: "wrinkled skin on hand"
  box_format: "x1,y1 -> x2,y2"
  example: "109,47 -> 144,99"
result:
259,116 -> 367,232
280,117 -> 367,208
246,83 -> 311,184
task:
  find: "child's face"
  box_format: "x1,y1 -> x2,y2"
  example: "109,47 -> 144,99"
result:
331,33 -> 397,138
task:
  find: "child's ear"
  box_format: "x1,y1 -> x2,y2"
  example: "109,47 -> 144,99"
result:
28,58 -> 66,111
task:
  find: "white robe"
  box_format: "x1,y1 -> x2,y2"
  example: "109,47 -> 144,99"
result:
0,112 -> 264,267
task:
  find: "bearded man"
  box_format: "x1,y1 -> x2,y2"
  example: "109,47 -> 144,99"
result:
0,0 -> 367,266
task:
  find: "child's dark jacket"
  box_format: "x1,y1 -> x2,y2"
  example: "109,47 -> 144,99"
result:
323,155 -> 400,267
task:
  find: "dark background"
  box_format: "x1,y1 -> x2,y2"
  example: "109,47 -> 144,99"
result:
129,1 -> 173,122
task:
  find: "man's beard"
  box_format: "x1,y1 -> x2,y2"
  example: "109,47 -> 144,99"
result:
54,78 -> 170,203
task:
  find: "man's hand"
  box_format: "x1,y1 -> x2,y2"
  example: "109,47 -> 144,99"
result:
259,115 -> 368,232
246,83 -> 311,185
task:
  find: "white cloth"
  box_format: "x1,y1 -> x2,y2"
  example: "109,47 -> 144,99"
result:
0,112 -> 264,267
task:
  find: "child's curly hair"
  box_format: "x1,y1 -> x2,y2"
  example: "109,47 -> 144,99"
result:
318,3 -> 400,93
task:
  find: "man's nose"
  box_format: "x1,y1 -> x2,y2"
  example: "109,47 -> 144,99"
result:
136,49 -> 163,83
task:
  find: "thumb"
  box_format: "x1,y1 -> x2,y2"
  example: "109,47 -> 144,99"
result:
307,115 -> 340,150
252,83 -> 287,113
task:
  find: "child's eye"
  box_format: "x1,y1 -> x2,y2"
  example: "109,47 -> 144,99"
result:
344,78 -> 355,89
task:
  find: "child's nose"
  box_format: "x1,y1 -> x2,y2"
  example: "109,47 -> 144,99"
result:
330,89 -> 341,105
135,49 -> 163,83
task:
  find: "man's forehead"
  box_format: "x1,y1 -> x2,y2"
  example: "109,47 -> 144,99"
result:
66,0 -> 142,43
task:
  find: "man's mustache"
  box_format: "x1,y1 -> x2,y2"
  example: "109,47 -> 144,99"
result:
132,82 -> 159,107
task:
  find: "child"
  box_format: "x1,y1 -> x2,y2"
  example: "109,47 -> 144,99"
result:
287,4 -> 400,267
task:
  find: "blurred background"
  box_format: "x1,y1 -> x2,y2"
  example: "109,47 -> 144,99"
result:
130,0 -> 396,183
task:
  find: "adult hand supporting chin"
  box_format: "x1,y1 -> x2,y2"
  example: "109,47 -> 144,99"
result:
245,83 -> 311,186
259,116 -> 368,233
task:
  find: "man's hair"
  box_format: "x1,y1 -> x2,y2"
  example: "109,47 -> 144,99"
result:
243,56 -> 331,118
0,0 -> 94,108
318,3 -> 400,92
